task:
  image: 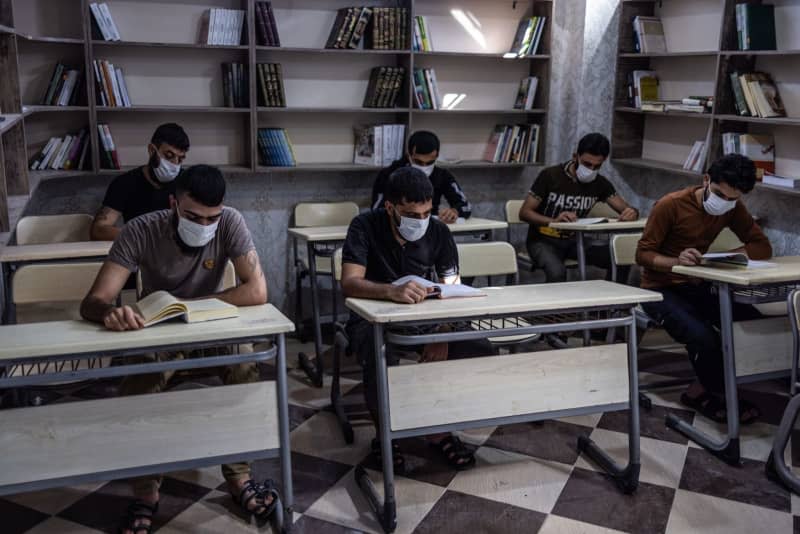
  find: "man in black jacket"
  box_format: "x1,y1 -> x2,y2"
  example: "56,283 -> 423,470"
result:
371,130 -> 472,223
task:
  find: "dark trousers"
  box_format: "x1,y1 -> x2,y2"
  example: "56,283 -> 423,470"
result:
526,235 -> 621,283
347,319 -> 492,423
641,283 -> 762,394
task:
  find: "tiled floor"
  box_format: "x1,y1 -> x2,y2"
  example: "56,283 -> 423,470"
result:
3,332 -> 798,534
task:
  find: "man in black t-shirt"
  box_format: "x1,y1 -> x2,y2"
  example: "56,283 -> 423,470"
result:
90,123 -> 190,241
519,133 -> 639,283
343,167 -> 487,472
371,130 -> 471,223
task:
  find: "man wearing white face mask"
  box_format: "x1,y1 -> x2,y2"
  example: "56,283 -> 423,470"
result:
371,130 -> 472,223
81,165 -> 278,533
90,123 -> 189,241
637,154 -> 772,424
343,167 -> 490,472
519,133 -> 639,283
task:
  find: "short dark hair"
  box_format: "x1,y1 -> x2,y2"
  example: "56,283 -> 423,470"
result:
175,165 -> 226,207
408,130 -> 440,155
707,153 -> 757,193
151,123 -> 190,152
385,167 -> 433,205
577,133 -> 610,158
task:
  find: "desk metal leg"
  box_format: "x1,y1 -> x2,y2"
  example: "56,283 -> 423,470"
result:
666,282 -> 741,465
298,242 -> 325,387
1,262 -> 14,325
355,324 -> 397,533
576,232 -> 591,346
275,333 -> 294,531
578,310 -> 641,493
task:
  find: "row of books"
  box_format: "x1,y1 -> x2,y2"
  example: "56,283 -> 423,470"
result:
412,68 -> 441,110
762,173 -> 800,189
257,63 -> 286,108
93,59 -> 131,107
640,97 -> 713,114
201,8 -> 246,46
721,132 -> 775,177
41,64 -> 84,107
89,2 -> 121,41
258,128 -> 296,166
682,140 -> 708,173
736,3 -> 776,51
632,16 -> 666,54
363,67 -> 405,108
98,123 -> 121,169
413,15 -> 433,52
353,124 -> 406,166
508,16 -> 547,57
222,63 -> 249,108
255,1 -> 281,47
513,77 -> 539,110
628,70 -> 658,108
729,71 -> 785,118
483,124 -> 540,163
29,128 -> 91,171
326,7 -> 371,49
371,8 -> 409,50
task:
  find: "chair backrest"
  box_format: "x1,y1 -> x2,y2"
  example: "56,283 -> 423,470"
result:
135,260 -> 237,298
294,202 -> 359,228
505,199 -> 524,225
610,233 -> 643,268
708,227 -> 744,253
333,248 -> 343,282
792,289 -> 800,333
12,262 -> 104,322
16,214 -> 93,245
457,242 -> 518,279
588,201 -> 618,219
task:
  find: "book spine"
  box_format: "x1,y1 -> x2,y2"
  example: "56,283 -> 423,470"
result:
89,3 -> 110,40
102,124 -> 120,169
274,63 -> 286,107
255,3 -> 268,46
42,63 -> 63,105
363,67 -> 379,107
266,2 -> 280,46
341,8 -> 360,49
348,7 -> 372,49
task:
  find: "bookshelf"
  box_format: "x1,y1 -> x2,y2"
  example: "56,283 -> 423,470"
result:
611,0 -> 800,197
0,0 -> 554,231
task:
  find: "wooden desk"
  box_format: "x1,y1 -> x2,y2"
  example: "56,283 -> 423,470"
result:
0,241 -> 113,324
0,305 -> 296,531
287,217 -> 509,387
669,256 -> 800,466
345,281 -> 661,533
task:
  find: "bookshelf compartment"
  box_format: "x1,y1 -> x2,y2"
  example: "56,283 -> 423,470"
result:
713,119 -> 800,182
11,0 -> 83,40
96,0 -> 248,46
96,111 -> 250,169
17,40 -> 88,108
716,54 -> 800,119
23,111 -> 91,169
641,114 -> 712,170
619,0 -> 721,55
721,0 -> 800,52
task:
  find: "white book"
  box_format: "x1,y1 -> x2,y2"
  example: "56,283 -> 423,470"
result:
103,124 -> 116,152
208,9 -> 217,44
530,124 -> 540,163
56,70 -> 78,106
41,138 -> 63,169
99,3 -> 120,41
763,173 -> 800,188
526,77 -> 538,109
219,9 -> 228,45
236,10 -> 245,45
574,217 -> 610,225
693,141 -> 709,172
31,138 -> 56,170
116,68 -> 132,106
392,275 -> 485,299
53,135 -> 73,169
89,3 -> 111,41
683,141 -> 702,170
395,124 -> 405,161
701,253 -> 776,269
225,9 -> 234,45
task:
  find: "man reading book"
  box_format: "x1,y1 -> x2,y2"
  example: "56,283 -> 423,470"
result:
344,167 -> 489,473
80,165 -> 276,533
371,130 -> 472,223
90,123 -> 189,241
636,154 -> 772,424
518,132 -> 639,283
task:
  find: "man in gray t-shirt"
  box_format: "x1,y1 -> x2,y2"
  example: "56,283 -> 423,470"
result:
80,165 -> 276,533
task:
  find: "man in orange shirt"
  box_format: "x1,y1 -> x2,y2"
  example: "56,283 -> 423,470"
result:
636,154 -> 772,424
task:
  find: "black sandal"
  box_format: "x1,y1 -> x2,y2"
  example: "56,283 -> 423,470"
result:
431,435 -> 475,471
118,500 -> 158,534
680,392 -> 727,423
371,438 -> 406,475
233,479 -> 280,522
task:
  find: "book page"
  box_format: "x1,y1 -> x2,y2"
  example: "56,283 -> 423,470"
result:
182,298 -> 239,323
702,252 -> 748,264
392,274 -> 436,288
437,284 -> 486,299
134,290 -> 186,325
575,218 -> 609,225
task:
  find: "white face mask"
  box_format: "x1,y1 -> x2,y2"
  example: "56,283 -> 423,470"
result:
396,213 -> 430,242
702,185 -> 737,216
153,155 -> 181,183
575,162 -> 598,183
411,162 -> 435,177
176,208 -> 219,248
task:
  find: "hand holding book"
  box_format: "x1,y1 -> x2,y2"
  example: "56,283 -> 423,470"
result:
390,275 -> 485,303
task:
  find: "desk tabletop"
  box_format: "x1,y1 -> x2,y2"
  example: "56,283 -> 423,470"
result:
346,280 -> 662,324
672,256 -> 800,286
289,217 -> 508,242
0,241 -> 112,263
549,219 -> 647,232
0,304 -> 294,361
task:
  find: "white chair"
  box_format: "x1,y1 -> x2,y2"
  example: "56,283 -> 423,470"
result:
505,199 -> 578,274
16,214 -> 93,245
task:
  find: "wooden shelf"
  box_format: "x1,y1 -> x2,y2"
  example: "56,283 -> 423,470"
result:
256,46 -> 407,55
103,164 -> 252,175
17,34 -> 84,45
0,114 -> 24,135
23,105 -> 89,114
613,158 -> 702,177
714,114 -> 800,127
755,182 -> 800,197
96,106 -> 249,113
414,50 -> 549,60
258,107 -> 410,114
619,51 -> 718,58
91,40 -> 249,50
411,109 -> 546,115
615,106 -> 713,119
721,49 -> 800,56
28,170 -> 95,180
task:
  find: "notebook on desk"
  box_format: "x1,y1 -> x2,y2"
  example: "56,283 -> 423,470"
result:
392,275 -> 485,299
134,290 -> 239,327
701,253 -> 776,269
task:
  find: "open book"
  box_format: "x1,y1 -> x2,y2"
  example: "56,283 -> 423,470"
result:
701,253 -> 776,269
134,290 -> 239,327
575,217 -> 609,225
392,275 -> 485,299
